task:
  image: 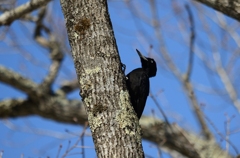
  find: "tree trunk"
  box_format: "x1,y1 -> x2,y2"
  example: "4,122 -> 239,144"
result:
60,0 -> 144,157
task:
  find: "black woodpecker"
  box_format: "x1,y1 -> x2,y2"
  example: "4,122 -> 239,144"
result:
126,49 -> 157,119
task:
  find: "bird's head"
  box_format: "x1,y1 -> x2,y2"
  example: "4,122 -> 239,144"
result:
136,49 -> 157,77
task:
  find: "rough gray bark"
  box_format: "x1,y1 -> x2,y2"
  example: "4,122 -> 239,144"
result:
60,0 -> 144,157
194,0 -> 240,22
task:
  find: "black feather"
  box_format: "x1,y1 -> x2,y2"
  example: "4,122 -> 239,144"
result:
126,49 -> 157,119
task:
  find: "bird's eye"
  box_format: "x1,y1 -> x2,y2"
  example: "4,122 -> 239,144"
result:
151,60 -> 153,63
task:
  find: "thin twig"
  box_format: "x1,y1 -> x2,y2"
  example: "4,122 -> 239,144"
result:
149,0 -> 182,78
205,114 -> 239,155
185,4 -> 195,82
33,7 -> 64,94
213,50 -> 240,112
81,129 -> 85,158
149,90 -> 170,126
2,120 -> 73,139
61,122 -> 88,158
56,144 -> 62,158
149,1 -> 212,140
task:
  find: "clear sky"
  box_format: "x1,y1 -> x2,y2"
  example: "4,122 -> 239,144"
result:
0,0 -> 239,157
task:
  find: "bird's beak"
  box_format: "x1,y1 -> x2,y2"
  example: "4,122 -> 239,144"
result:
136,49 -> 148,61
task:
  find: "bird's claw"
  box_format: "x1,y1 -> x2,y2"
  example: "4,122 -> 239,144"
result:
121,63 -> 126,73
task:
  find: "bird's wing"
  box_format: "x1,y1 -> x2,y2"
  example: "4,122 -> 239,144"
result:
126,69 -> 149,118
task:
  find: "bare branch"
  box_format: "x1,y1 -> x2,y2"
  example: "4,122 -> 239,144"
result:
148,1 -> 212,140
205,114 -> 239,155
61,123 -> 88,157
183,82 -> 213,140
0,66 -> 38,96
33,7 -> 64,93
184,4 -> 195,82
149,0 -> 182,78
0,0 -> 51,25
194,0 -> 240,22
40,40 -> 64,92
2,120 -> 74,139
140,117 -> 232,158
0,97 -> 87,125
182,4 -> 213,140
212,50 -> 240,112
0,100 -> 232,158
149,90 -> 170,125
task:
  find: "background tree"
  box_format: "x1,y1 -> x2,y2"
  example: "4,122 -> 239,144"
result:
0,0 -> 239,157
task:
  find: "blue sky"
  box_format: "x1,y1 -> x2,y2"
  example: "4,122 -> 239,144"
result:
0,0 -> 240,157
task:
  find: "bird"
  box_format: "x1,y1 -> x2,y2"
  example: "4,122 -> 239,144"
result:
126,49 -> 157,119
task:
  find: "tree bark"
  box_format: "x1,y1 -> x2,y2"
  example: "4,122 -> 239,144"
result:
60,0 -> 144,157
